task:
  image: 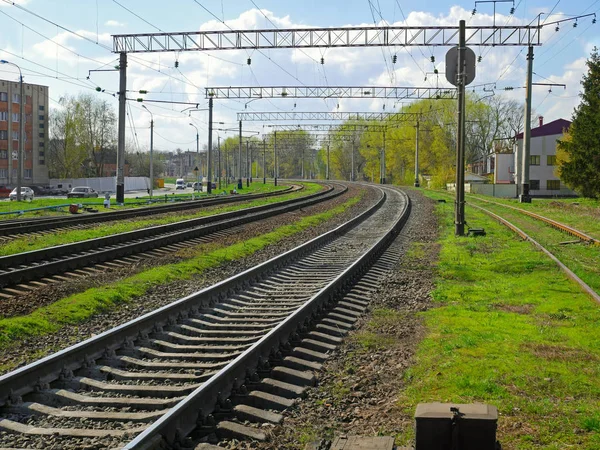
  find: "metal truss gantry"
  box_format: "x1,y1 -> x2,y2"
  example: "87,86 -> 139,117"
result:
113,24 -> 543,53
206,86 -> 456,100
265,124 -> 401,132
237,111 -> 419,121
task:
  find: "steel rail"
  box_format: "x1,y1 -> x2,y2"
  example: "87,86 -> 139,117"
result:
0,185 -> 296,237
0,184 -> 344,289
469,203 -> 600,306
468,196 -> 600,246
0,186 -> 411,450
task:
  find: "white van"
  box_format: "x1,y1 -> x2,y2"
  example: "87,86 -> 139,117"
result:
175,179 -> 185,190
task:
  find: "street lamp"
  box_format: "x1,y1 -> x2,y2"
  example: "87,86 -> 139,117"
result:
1,60 -> 23,201
142,105 -> 154,197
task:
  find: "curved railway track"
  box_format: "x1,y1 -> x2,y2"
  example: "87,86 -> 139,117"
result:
0,185 -> 411,450
0,184 -> 345,298
0,185 -> 296,240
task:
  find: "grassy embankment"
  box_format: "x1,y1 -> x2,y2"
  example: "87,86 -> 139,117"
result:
0,183 -> 320,257
0,191 -> 363,369
396,190 -> 600,449
0,182 -> 286,218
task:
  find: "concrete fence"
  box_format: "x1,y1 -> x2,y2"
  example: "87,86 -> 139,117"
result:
49,177 -> 150,193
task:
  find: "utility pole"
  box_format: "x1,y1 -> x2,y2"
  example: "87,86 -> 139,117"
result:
246,141 -> 250,187
381,129 -> 386,184
263,137 -> 266,184
351,138 -> 355,182
142,105 -> 154,196
190,123 -> 200,191
326,142 -> 330,180
455,20 -> 467,236
238,120 -> 243,189
116,52 -> 127,204
301,148 -> 304,179
207,97 -> 213,194
520,45 -> 534,203
218,135 -> 222,190
273,131 -> 278,186
414,119 -> 420,187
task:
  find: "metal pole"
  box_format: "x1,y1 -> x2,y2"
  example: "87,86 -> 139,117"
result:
520,45 -> 534,203
414,119 -> 420,187
351,139 -> 355,182
207,97 -> 213,194
455,20 -> 467,236
274,131 -> 278,186
238,120 -> 242,188
263,137 -> 266,184
382,129 -> 386,184
326,143 -> 330,180
246,141 -> 250,187
17,67 -> 23,201
116,52 -> 127,204
149,117 -> 154,196
196,131 -> 200,191
218,135 -> 221,190
301,149 -> 304,179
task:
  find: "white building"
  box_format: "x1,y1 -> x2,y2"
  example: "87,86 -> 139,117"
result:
514,117 -> 576,197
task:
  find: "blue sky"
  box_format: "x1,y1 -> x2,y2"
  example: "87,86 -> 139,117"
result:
1,0 -> 599,152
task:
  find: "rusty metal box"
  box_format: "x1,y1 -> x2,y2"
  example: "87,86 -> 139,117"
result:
414,403 -> 498,450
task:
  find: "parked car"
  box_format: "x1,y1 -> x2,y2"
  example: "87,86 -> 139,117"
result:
9,187 -> 34,201
0,186 -> 11,198
175,179 -> 186,190
29,186 -> 54,196
67,187 -> 99,198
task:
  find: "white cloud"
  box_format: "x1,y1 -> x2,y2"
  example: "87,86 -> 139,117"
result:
105,20 -> 126,27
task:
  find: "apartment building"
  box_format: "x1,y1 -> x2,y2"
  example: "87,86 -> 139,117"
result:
0,79 -> 49,187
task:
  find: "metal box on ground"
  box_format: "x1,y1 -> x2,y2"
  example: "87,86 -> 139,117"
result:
415,403 -> 498,450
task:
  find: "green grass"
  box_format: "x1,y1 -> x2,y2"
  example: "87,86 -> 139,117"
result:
397,190 -> 600,449
0,182 -> 287,218
0,183 -> 321,257
466,193 -> 600,240
0,191 -> 362,356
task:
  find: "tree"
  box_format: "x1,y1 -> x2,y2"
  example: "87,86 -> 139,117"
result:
48,96 -> 87,178
556,47 -> 600,198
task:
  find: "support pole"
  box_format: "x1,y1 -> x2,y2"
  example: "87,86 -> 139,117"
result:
263,137 -> 266,184
301,149 -> 304,179
218,135 -> 221,190
149,117 -> 154,196
207,97 -> 213,194
351,139 -> 355,181
326,143 -> 330,180
274,131 -> 278,186
381,129 -> 386,184
17,70 -> 23,201
238,120 -> 242,188
455,20 -> 467,236
246,141 -> 250,187
520,45 -> 534,203
414,119 -> 420,187
195,131 -> 200,190
116,52 -> 127,204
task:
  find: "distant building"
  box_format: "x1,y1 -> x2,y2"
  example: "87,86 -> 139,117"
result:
514,117 -> 575,196
0,79 -> 49,186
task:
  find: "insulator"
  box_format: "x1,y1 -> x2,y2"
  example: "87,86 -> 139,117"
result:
175,60 -> 179,68
477,55 -> 482,62
472,8 -> 476,15
95,87 -> 101,92
555,25 -> 560,32
320,57 -> 324,64
392,54 -> 397,64
434,68 -> 439,74
430,56 -> 435,63
573,20 -> 578,28
593,17 -> 597,24
247,58 -> 251,65
510,7 -> 515,14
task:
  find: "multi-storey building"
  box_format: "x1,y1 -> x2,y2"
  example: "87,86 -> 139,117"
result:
0,79 -> 49,187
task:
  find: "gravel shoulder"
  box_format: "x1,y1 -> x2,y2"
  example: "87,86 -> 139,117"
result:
250,188 -> 439,450
0,184 -> 378,374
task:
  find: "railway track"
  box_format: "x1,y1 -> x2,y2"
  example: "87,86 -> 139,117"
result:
0,185 -> 411,450
466,196 -> 600,245
0,184 -> 344,299
0,185 -> 296,240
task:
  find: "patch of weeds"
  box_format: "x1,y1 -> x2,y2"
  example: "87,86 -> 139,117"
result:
581,416 -> 600,432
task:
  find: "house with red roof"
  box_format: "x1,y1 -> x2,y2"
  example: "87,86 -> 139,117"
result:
513,117 -> 576,197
